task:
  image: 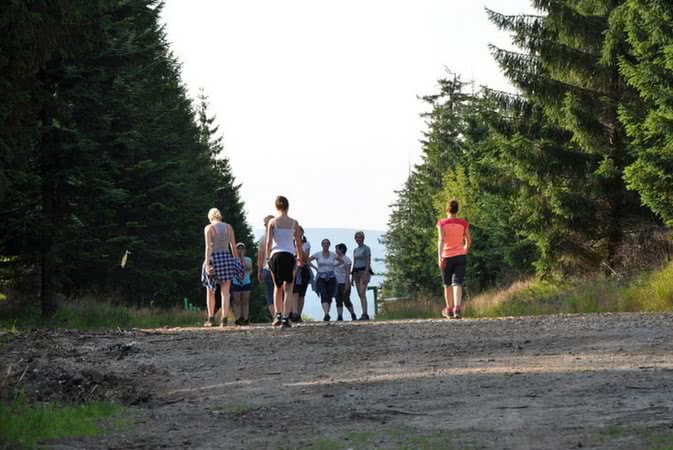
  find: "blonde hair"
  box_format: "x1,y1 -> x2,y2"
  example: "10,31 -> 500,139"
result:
208,208 -> 222,221
263,215 -> 274,227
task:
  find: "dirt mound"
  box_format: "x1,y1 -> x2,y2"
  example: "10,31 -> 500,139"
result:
1,362 -> 148,405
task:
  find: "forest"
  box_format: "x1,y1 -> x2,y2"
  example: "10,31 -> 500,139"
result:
2,1 -> 673,319
384,0 -> 673,303
0,1 -> 263,318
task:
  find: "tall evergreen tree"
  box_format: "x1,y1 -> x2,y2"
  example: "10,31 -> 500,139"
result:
0,1 -> 256,313
487,0 -> 652,272
609,1 -> 673,226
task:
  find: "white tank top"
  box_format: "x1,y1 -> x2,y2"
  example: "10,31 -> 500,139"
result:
270,220 -> 295,255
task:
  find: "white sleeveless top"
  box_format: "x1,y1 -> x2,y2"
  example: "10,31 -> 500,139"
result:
270,220 -> 296,256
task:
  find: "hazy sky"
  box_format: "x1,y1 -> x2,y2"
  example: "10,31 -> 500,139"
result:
161,0 -> 537,230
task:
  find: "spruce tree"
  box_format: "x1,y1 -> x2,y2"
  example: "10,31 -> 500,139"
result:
610,1 -> 673,226
487,0 -> 651,272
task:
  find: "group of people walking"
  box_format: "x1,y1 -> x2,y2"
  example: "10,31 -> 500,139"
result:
201,196 -> 374,327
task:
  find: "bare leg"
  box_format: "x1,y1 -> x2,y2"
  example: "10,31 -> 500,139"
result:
357,277 -> 369,316
231,290 -> 241,320
219,281 -> 232,323
283,282 -> 295,318
271,272 -> 283,317
443,285 -> 454,310
241,291 -> 250,320
452,285 -> 462,310
206,288 -> 216,319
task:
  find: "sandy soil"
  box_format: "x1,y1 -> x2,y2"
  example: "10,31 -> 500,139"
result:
2,313 -> 673,449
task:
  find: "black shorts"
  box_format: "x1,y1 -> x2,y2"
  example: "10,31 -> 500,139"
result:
293,266 -> 311,296
441,255 -> 467,286
269,252 -> 296,287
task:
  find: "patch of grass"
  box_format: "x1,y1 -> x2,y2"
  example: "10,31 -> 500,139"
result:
0,297 -> 204,330
343,431 -> 375,446
377,295 -> 443,320
622,265 -> 673,312
381,264 -> 673,320
650,433 -> 673,450
468,264 -> 673,318
305,437 -> 346,450
211,403 -> 255,414
0,396 -> 127,449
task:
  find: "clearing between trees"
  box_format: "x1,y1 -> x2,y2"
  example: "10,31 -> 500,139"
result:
2,313 -> 673,449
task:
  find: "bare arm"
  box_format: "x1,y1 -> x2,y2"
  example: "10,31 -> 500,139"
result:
228,224 -> 239,259
265,219 -> 274,261
293,222 -> 304,264
437,225 -> 444,267
464,228 -> 472,253
204,225 -> 213,264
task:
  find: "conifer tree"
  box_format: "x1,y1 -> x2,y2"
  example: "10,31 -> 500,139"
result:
609,1 -> 673,226
487,0 -> 651,272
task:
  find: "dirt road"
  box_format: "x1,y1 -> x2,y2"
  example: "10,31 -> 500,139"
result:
2,313 -> 673,449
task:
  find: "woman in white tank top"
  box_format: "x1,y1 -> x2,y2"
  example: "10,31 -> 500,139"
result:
265,196 -> 305,328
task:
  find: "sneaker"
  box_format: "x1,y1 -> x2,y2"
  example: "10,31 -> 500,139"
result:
323,314 -> 330,322
220,317 -> 228,327
441,307 -> 454,319
359,314 -> 370,321
281,318 -> 292,329
350,311 -> 357,321
203,316 -> 215,327
452,309 -> 462,320
242,319 -> 250,326
272,314 -> 282,327
337,315 -> 343,321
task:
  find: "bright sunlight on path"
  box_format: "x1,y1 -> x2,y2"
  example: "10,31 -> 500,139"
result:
4,314 -> 673,449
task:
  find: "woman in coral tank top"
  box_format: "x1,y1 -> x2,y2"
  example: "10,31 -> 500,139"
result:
437,199 -> 471,319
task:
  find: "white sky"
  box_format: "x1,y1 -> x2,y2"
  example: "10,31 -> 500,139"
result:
161,0 -> 537,230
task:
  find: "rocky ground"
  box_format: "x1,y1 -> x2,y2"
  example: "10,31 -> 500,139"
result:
2,313 -> 673,449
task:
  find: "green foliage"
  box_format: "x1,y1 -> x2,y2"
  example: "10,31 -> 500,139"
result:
487,0 -> 654,274
610,1 -> 673,227
0,2 -> 257,316
0,395 -> 127,449
383,75 -> 536,298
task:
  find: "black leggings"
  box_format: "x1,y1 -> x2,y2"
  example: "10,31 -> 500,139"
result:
316,277 -> 336,304
336,283 -> 353,309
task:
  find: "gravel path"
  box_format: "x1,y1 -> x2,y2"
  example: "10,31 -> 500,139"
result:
2,313 -> 673,449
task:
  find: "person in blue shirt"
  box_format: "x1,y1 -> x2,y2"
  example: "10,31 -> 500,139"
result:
232,242 -> 253,325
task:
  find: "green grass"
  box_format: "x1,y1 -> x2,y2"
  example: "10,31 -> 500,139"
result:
650,433 -> 673,450
0,297 -> 205,331
377,295 -> 443,320
379,264 -> 673,320
0,396 -> 127,449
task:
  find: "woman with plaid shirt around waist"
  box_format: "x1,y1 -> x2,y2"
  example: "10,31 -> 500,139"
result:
202,208 -> 242,327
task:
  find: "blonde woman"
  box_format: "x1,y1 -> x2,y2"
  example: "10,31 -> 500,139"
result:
352,231 -> 372,320
202,208 -> 241,327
